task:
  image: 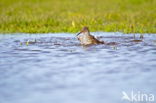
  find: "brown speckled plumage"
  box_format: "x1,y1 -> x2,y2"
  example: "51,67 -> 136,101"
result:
77,27 -> 104,45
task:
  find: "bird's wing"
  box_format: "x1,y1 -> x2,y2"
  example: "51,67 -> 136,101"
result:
89,34 -> 104,44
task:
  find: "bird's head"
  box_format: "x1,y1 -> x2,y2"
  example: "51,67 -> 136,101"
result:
77,27 -> 90,36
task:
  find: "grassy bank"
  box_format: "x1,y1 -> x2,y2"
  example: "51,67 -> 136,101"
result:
0,0 -> 156,33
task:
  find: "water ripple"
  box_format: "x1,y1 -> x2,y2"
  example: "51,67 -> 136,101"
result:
0,33 -> 156,103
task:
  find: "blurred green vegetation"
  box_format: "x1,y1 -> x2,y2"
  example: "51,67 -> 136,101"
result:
0,0 -> 156,33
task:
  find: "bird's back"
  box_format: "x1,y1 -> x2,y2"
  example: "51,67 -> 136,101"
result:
88,34 -> 104,44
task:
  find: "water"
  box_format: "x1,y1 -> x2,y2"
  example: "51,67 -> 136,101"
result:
0,32 -> 156,103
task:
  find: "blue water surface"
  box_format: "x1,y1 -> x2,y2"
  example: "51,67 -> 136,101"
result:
0,32 -> 156,103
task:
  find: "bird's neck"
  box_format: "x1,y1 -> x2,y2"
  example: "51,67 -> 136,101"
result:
84,32 -> 90,36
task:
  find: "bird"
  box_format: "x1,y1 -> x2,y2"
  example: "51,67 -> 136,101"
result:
76,27 -> 104,46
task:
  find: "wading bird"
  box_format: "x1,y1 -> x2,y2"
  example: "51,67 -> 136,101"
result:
76,27 -> 104,46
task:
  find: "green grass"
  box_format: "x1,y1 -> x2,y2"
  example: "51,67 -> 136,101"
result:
0,0 -> 156,33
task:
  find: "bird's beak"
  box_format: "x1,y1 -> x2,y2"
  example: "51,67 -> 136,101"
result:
76,31 -> 82,36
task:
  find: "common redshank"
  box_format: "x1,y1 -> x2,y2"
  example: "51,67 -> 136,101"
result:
76,27 -> 104,45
